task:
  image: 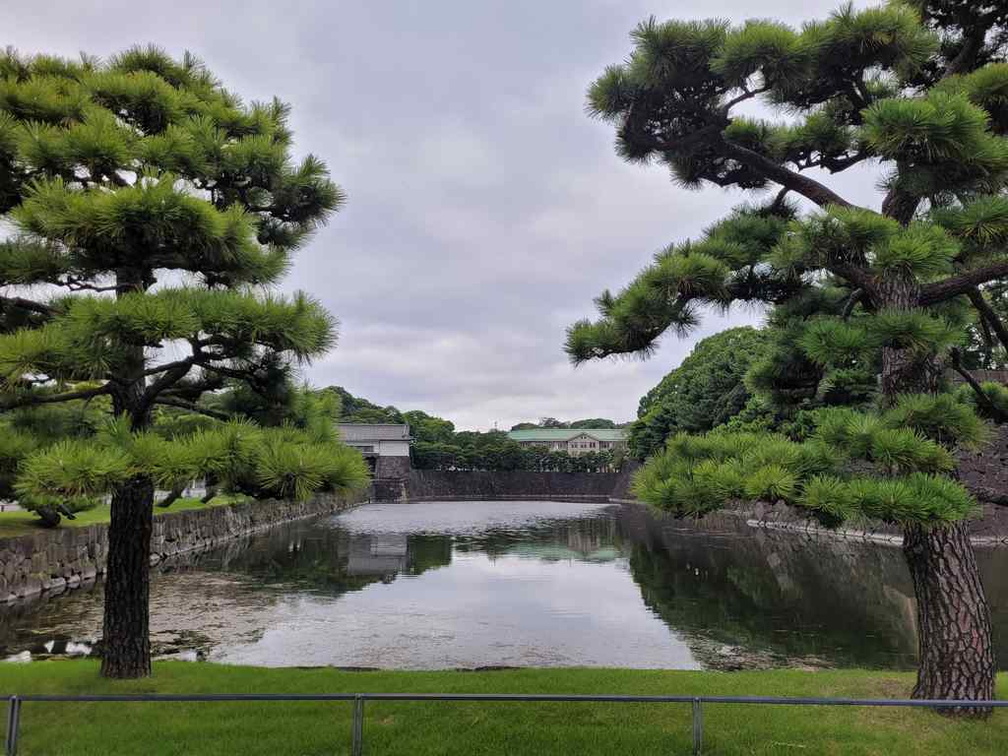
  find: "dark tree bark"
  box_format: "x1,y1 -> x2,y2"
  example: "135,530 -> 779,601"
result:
967,288 -> 1008,355
100,474 -> 154,678
876,277 -> 943,400
903,522 -> 995,714
100,267 -> 156,679
874,277 -> 996,709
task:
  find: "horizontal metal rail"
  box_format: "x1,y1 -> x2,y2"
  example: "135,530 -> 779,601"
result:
5,692 -> 1006,756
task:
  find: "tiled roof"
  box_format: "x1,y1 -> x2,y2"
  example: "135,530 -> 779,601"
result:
507,428 -> 626,442
337,423 -> 411,442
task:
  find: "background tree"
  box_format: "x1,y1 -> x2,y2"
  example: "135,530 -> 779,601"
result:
509,417 -> 623,430
329,385 -> 405,424
569,418 -> 619,429
537,417 -> 566,428
0,47 -> 369,678
566,2 -> 1008,704
629,327 -> 766,458
403,409 -> 455,444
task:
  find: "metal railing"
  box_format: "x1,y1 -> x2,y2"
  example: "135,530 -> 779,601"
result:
4,691 -> 1007,756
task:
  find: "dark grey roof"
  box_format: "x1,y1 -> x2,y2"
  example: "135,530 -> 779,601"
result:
337,423 -> 411,442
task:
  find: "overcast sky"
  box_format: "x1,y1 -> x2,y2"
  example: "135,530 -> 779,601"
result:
4,0 -> 876,430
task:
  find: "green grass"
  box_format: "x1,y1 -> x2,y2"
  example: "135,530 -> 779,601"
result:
0,495 -> 248,538
0,662 -> 1005,755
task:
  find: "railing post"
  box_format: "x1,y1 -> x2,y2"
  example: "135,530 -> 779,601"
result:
351,695 -> 364,756
691,697 -> 703,756
5,696 -> 21,756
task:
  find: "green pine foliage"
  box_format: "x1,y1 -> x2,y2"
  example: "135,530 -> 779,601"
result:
0,47 -> 369,522
633,391 -> 980,526
11,416 -> 370,512
569,2 -> 1008,532
956,380 -> 1008,420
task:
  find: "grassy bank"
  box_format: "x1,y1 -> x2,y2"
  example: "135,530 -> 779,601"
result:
0,495 -> 248,538
0,662 -> 1005,755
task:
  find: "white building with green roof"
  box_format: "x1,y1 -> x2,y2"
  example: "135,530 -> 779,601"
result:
506,428 -> 627,456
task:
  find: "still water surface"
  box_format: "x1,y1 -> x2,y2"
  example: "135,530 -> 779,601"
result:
3,500 -> 1008,670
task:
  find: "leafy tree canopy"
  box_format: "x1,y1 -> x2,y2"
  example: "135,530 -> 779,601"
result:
0,46 -> 369,677
0,47 -> 368,517
629,327 -> 767,458
328,385 -> 405,425
565,0 -> 1008,702
566,1 -> 1008,528
509,417 -> 624,430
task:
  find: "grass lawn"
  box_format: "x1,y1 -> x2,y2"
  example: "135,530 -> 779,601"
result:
0,662 -> 1005,755
0,495 -> 248,538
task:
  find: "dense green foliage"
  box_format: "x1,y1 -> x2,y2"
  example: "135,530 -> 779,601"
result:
329,385 -> 406,425
568,2 -> 1008,698
633,393 -> 985,525
0,48 -> 369,523
566,2 -> 1008,528
412,431 -> 620,473
510,417 -> 623,430
331,386 -> 625,472
0,47 -> 371,677
4,662 -> 1008,755
628,327 -> 766,458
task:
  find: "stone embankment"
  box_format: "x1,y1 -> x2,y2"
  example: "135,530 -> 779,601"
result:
0,491 -> 362,602
403,469 -> 633,501
9,424 -> 1008,603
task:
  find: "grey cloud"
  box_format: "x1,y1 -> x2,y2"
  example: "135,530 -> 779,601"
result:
4,0 -> 874,429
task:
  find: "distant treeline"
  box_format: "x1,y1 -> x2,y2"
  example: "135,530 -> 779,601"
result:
329,387 -> 625,472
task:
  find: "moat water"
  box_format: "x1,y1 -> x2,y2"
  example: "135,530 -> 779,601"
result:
3,499 -> 1008,670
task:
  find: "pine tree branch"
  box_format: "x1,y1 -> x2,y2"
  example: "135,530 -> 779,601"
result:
160,374 -> 226,400
813,151 -> 870,173
842,288 -> 864,319
139,351 -> 204,416
156,484 -> 186,508
152,396 -> 231,421
721,86 -> 769,113
719,141 -> 856,209
967,287 -> 1008,354
0,296 -> 60,318
627,123 -> 724,157
828,262 -> 877,297
0,384 -> 110,410
881,186 -> 921,225
944,12 -> 998,78
56,276 -> 123,293
143,363 -> 196,403
950,348 -> 1008,423
140,355 -> 200,378
919,260 -> 1008,305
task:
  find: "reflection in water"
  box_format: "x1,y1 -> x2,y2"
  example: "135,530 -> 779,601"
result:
2,499 -> 1008,670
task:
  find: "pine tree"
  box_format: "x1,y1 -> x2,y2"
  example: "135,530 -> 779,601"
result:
567,3 -> 1008,706
0,47 -> 369,678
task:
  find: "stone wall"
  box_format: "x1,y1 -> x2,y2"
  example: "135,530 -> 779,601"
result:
957,425 -> 1008,506
404,470 -> 624,501
0,491 -> 363,602
372,478 -> 407,502
375,455 -> 411,480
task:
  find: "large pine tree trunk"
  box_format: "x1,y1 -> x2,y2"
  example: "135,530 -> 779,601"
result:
100,267 -> 156,679
100,475 -> 155,678
876,277 -> 996,708
903,523 -> 995,711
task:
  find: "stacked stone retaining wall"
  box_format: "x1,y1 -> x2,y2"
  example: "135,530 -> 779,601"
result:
404,470 -> 624,501
0,491 -> 363,602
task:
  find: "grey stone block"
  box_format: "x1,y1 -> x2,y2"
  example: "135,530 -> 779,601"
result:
45,576 -> 66,592
17,576 -> 42,598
